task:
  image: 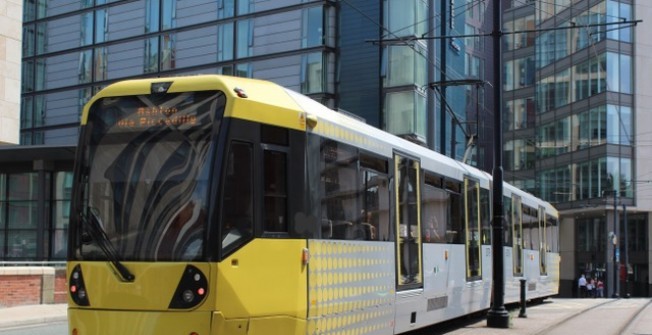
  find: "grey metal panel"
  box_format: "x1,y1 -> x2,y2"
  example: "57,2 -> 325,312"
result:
252,11 -> 301,56
176,26 -> 218,68
253,0 -> 302,12
43,128 -> 78,145
47,15 -> 82,53
44,90 -> 81,126
107,40 -> 145,80
176,0 -> 218,27
46,0 -> 81,17
107,0 -> 146,41
253,55 -> 302,91
45,52 -> 80,90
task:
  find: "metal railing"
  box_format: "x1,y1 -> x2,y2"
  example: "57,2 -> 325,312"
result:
0,261 -> 66,268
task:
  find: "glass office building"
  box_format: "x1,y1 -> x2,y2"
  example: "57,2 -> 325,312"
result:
504,0 -> 650,297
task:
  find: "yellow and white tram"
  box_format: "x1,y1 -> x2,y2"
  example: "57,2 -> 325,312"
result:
67,75 -> 559,335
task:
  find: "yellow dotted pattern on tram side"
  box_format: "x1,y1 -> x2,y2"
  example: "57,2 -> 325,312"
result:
306,240 -> 395,335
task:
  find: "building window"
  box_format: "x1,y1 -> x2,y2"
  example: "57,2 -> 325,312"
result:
385,90 -> 426,139
237,0 -> 253,15
217,22 -> 234,62
52,172 -> 72,259
79,50 -> 93,84
162,0 -> 176,30
607,0 -> 632,42
2,173 -> 39,260
302,6 -> 323,48
236,19 -> 253,59
95,9 -> 108,44
94,47 -> 108,81
301,52 -> 324,94
384,0 -> 427,38
146,0 -> 160,33
383,45 -> 426,88
144,36 -> 159,73
607,52 -> 632,94
160,33 -> 176,70
235,63 -> 252,78
218,0 -> 235,19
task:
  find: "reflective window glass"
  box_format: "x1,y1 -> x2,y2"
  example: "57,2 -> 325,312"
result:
146,0 -> 160,32
162,0 -> 176,30
302,6 -> 323,48
218,0 -> 235,19
95,9 -> 108,44
160,33 -> 176,70
81,12 -> 94,46
144,36 -> 159,73
385,90 -> 426,138
7,231 -> 37,258
301,52 -> 324,94
217,22 -> 234,62
236,19 -> 253,59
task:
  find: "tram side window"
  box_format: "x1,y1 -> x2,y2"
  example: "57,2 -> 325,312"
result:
263,150 -> 287,233
504,195 -> 513,246
221,141 -> 254,255
523,205 -> 537,250
360,154 -> 390,241
481,188 -> 491,245
547,214 -> 559,252
320,140 -> 361,239
422,173 -> 447,243
446,180 -> 464,244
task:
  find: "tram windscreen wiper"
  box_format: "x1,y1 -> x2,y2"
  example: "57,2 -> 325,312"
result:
81,209 -> 135,282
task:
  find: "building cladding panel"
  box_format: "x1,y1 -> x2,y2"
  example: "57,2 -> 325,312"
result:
107,1 -> 147,41
0,0 -> 21,145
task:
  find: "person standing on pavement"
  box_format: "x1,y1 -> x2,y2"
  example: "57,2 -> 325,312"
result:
587,278 -> 594,298
596,279 -> 604,298
578,274 -> 587,298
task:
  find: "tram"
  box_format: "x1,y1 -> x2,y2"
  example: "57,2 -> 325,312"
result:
67,75 -> 559,335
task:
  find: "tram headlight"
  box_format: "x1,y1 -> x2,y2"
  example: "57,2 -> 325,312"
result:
182,289 -> 195,303
69,264 -> 90,306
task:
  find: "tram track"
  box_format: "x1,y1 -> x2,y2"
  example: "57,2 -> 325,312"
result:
536,298 -> 652,335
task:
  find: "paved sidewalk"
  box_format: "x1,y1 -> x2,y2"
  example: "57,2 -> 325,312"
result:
0,304 -> 67,329
440,298 -> 620,335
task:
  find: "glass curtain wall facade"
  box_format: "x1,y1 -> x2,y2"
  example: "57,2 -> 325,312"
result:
379,0 -> 490,170
504,0 -> 645,297
21,0 -> 337,145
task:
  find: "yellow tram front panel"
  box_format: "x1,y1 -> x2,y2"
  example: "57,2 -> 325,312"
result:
214,239 -> 308,335
69,308 -> 211,335
67,262 -> 213,334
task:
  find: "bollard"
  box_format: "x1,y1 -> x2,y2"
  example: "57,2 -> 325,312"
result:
519,278 -> 527,318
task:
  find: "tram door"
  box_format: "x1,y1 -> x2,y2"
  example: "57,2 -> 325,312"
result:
394,154 -> 423,289
464,178 -> 482,281
511,195 -> 523,276
538,206 -> 547,275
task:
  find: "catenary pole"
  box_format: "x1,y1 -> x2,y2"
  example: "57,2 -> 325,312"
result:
487,0 -> 509,328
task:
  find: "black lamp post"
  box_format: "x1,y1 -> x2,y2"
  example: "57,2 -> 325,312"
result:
486,0 -> 509,327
